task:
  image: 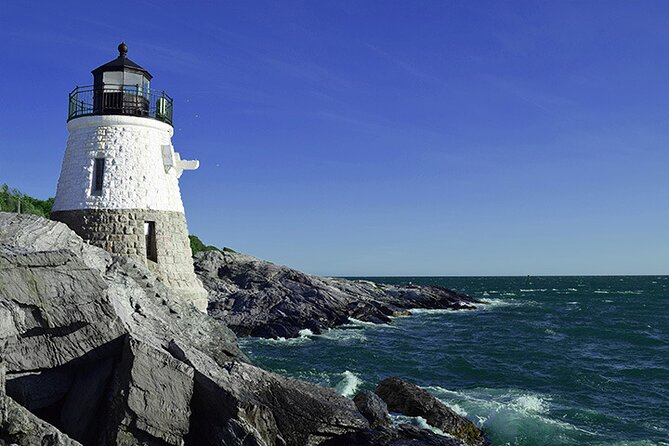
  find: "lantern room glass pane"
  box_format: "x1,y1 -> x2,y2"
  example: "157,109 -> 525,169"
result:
125,72 -> 144,87
102,72 -> 123,90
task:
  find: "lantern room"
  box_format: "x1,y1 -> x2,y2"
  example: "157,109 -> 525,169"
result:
68,43 -> 173,124
92,42 -> 152,91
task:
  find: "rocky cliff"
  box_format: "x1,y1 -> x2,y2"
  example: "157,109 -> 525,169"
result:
0,213 -> 486,446
196,250 -> 482,338
0,213 -> 368,445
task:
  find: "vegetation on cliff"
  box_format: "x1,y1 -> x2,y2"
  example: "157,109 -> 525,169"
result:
0,184 -> 53,218
189,234 -> 236,256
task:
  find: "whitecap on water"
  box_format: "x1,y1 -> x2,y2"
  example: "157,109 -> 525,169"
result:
346,317 -> 397,329
335,370 -> 362,397
477,298 -> 530,309
410,298 -> 530,315
319,327 -> 368,343
595,290 -> 643,295
408,308 -> 461,315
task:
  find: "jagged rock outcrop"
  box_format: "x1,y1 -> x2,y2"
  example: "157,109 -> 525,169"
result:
375,378 -> 489,446
196,250 -> 481,338
0,213 -> 368,445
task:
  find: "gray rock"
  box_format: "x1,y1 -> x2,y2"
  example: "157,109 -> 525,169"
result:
196,250 -> 481,338
0,213 -> 369,445
354,390 -> 391,428
375,378 -> 489,446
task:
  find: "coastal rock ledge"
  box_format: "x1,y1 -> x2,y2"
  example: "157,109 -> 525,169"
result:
196,250 -> 482,338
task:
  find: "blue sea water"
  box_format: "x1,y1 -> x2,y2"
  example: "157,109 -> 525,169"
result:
239,276 -> 669,446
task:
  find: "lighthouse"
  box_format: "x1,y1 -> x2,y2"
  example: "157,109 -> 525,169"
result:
51,43 -> 208,312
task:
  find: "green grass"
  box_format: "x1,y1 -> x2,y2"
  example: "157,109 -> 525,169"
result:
0,184 -> 54,218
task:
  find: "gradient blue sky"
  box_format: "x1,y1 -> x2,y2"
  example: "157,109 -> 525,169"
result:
1,1 -> 667,276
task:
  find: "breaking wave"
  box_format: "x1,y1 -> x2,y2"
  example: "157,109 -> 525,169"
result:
335,370 -> 362,397
425,386 -> 599,445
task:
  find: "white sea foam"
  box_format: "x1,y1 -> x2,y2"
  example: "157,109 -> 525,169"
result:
335,370 -> 362,397
390,414 -> 450,436
320,328 -> 368,343
510,394 -> 549,414
244,330 -> 314,346
410,297 -> 528,316
298,328 -> 314,337
409,308 -> 460,315
345,317 -> 397,328
424,385 -> 591,443
477,298 -> 529,308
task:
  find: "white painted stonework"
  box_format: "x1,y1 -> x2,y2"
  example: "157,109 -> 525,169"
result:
52,115 -> 199,213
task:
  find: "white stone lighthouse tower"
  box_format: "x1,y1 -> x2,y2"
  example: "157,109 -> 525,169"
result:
52,43 -> 208,311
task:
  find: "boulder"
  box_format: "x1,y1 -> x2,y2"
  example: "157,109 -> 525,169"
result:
375,378 -> 489,446
353,390 -> 391,428
196,250 -> 481,338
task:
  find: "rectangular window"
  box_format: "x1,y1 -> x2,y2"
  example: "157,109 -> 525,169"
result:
144,221 -> 157,262
92,158 -> 105,195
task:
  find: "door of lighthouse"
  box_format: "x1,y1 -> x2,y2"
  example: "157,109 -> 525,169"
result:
144,221 -> 157,262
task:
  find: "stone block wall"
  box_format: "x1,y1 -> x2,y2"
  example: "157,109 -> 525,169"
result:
52,208 -> 208,312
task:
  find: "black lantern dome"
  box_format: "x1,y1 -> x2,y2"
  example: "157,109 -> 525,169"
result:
67,43 -> 173,125
91,42 -> 153,88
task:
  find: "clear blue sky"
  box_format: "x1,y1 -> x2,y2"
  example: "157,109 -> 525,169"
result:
1,1 -> 667,276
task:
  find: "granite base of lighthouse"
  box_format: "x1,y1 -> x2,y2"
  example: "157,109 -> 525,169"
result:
51,208 -> 208,312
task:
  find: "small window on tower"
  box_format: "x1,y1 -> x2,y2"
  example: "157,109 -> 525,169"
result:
144,221 -> 157,262
92,158 -> 105,195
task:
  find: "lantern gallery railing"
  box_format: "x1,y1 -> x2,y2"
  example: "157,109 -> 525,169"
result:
68,85 -> 174,125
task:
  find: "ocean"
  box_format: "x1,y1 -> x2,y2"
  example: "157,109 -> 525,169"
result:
239,276 -> 669,446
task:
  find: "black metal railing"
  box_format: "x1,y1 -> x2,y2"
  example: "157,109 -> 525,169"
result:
68,85 -> 173,125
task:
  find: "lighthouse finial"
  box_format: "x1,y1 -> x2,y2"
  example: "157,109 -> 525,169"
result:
118,42 -> 128,58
